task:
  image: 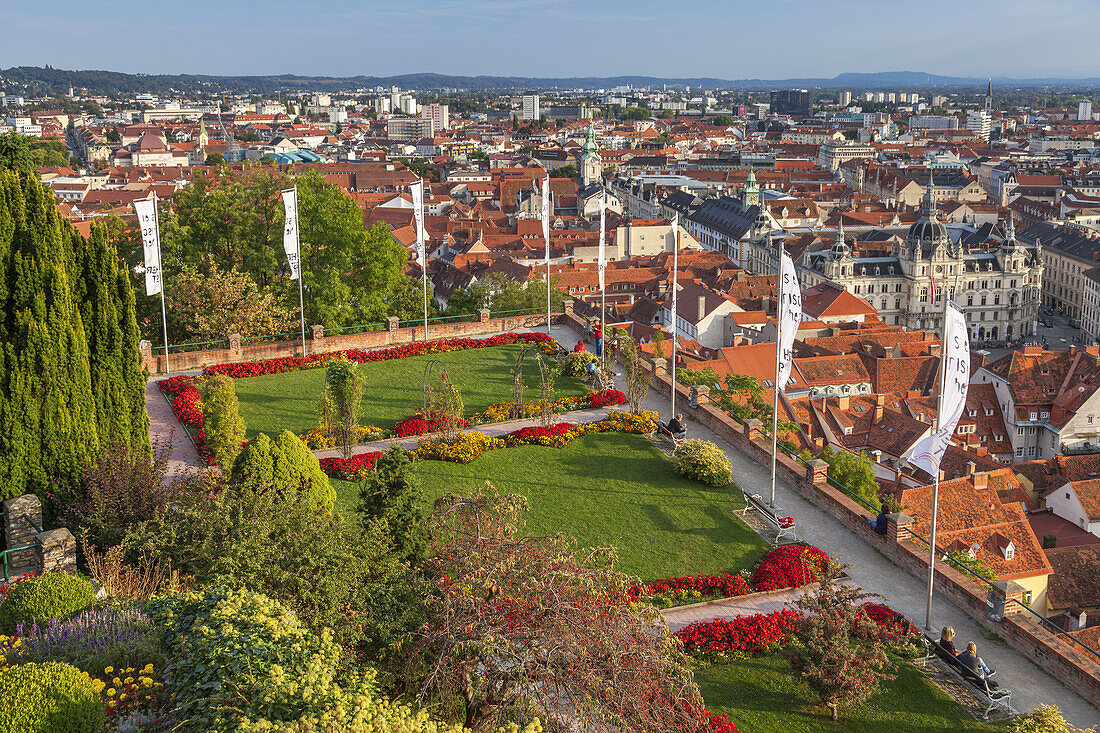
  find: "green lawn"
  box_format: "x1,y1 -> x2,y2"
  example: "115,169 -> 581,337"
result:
695,655 -> 1007,733
231,344 -> 588,440
405,432 -> 769,581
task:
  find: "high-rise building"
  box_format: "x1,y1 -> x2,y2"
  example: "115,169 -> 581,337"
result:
838,91 -> 852,107
769,89 -> 811,116
932,95 -> 948,108
522,94 -> 540,121
386,117 -> 435,141
1079,100 -> 1093,121
966,110 -> 993,140
400,95 -> 419,115
423,103 -> 450,131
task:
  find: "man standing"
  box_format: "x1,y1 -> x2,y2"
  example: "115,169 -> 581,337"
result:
592,319 -> 603,356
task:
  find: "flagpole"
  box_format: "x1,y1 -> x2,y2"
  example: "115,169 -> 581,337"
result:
925,288 -> 950,630
420,178 -> 428,342
293,187 -> 306,356
153,193 -> 170,374
670,214 -> 678,419
544,176 -> 551,337
599,188 -> 606,373
770,241 -> 783,508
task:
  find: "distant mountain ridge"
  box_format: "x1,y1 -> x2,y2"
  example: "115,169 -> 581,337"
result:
3,66 -> 1100,95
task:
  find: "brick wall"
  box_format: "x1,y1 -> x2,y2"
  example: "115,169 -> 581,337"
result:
2,494 -> 76,580
141,310 -> 559,374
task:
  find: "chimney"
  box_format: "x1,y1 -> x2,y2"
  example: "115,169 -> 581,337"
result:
837,394 -> 850,409
966,460 -> 977,475
698,295 -> 707,322
870,449 -> 882,463
1055,454 -> 1067,472
972,472 -> 989,490
873,393 -> 885,423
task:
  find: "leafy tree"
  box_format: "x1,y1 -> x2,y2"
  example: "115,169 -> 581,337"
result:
357,447 -> 428,565
618,329 -> 651,415
711,114 -> 734,127
317,356 -> 364,459
820,445 -> 879,507
620,107 -> 649,121
71,225 -> 149,454
1011,704 -> 1096,733
677,366 -> 720,387
406,489 -> 710,733
0,133 -> 35,174
0,171 -> 99,500
445,272 -> 563,317
104,126 -> 121,143
550,164 -> 576,179
787,562 -> 894,721
164,260 -> 293,343
232,430 -> 335,511
203,374 -> 246,472
204,152 -> 226,166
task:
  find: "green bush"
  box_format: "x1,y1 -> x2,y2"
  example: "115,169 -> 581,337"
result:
203,374 -> 246,472
561,350 -> 598,379
673,439 -> 733,486
0,573 -> 96,634
233,430 -> 335,511
0,661 -> 104,733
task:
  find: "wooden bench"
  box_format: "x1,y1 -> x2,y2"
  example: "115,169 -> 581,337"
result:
925,635 -> 1012,719
743,492 -> 795,542
656,422 -> 687,447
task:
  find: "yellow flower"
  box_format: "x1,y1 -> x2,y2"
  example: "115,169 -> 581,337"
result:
103,666 -> 113,674
124,676 -> 134,685
107,688 -> 116,697
113,677 -> 121,686
119,693 -> 127,700
140,677 -> 153,688
143,663 -> 154,673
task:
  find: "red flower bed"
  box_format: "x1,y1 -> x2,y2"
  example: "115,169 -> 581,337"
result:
701,709 -> 740,733
859,602 -> 918,640
630,573 -> 751,602
157,376 -> 214,464
676,608 -> 802,656
318,451 -> 383,481
586,388 -> 626,409
507,423 -> 574,441
395,417 -> 432,438
202,332 -> 554,379
750,545 -> 830,592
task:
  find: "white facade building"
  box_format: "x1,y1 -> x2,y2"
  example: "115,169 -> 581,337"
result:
522,95 -> 540,121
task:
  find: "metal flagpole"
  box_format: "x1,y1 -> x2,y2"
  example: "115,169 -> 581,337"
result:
599,188 -> 606,372
925,287 -> 951,630
544,176 -> 551,337
670,214 -> 678,418
153,193 -> 170,374
420,178 -> 428,341
293,187 -> 306,356
770,241 -> 783,508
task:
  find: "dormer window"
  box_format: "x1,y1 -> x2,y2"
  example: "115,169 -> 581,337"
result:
968,409 -> 978,417
1003,542 -> 1015,561
968,543 -> 979,561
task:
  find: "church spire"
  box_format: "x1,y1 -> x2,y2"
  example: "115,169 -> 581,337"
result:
920,169 -> 938,219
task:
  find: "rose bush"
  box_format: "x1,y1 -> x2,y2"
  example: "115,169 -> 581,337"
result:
751,545 -> 831,592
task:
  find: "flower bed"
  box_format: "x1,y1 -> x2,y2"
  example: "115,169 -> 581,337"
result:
203,332 -> 555,379
629,574 -> 752,608
467,389 -> 626,425
750,545 -> 830,592
318,451 -> 383,482
157,376 -> 215,465
676,608 -> 802,657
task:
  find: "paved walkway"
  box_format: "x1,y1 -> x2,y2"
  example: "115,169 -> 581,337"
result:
145,376 -> 205,477
661,587 -> 807,633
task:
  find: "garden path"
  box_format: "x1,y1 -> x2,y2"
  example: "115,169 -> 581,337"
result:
660,587 -> 808,632
145,374 -> 205,477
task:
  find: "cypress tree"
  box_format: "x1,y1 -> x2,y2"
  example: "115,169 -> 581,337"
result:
232,432 -> 275,491
0,171 -> 99,500
71,224 -> 150,455
203,374 -> 245,471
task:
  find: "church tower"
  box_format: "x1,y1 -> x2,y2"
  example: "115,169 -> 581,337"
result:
579,122 -> 601,187
197,119 -> 209,155
985,79 -> 993,115
742,167 -> 760,211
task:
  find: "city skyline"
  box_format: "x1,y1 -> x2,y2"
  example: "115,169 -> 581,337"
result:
5,0 -> 1099,81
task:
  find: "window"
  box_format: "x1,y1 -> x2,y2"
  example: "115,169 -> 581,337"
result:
1090,416 -> 1094,424
1029,412 -> 1037,421
1003,542 -> 1015,561
1016,447 -> 1024,457
1028,446 -> 1036,456
1040,411 -> 1050,420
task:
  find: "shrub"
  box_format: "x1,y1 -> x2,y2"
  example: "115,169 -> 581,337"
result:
232,431 -> 335,511
0,573 -> 97,634
1011,704 -> 1096,733
1043,534 -> 1058,549
751,545 -> 830,592
7,606 -> 163,675
202,374 -> 246,471
317,356 -> 364,460
561,350 -> 598,379
0,661 -> 104,733
673,440 -> 733,486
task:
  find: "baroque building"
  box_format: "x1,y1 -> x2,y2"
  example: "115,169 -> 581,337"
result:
801,176 -> 1043,340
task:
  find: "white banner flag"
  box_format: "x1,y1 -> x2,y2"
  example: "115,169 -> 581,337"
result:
908,303 -> 970,476
280,188 -> 301,281
542,176 -> 550,264
133,197 -> 162,296
777,250 -> 802,389
670,213 -> 678,348
597,190 -> 606,291
410,179 -> 426,267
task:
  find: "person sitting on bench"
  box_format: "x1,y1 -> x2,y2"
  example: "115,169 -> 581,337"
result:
659,414 -> 686,439
957,641 -> 998,688
865,503 -> 890,535
938,626 -> 958,655
586,360 -> 605,390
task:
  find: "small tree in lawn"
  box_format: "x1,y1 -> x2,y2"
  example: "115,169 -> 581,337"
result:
425,371 -> 464,442
203,374 -> 246,471
405,487 -> 713,733
358,446 -> 428,565
786,560 -> 894,722
534,354 -> 557,427
318,356 -> 363,459
619,328 -> 652,415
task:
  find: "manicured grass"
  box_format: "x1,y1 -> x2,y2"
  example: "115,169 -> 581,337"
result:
695,654 -> 1007,733
231,344 -> 588,440
407,432 -> 769,581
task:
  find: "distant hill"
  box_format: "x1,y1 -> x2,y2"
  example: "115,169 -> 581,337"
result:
3,66 -> 1100,96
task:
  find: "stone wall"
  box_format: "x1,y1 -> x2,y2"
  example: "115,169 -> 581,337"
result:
2,494 -> 77,580
589,323 -> 1100,705
141,309 -> 559,374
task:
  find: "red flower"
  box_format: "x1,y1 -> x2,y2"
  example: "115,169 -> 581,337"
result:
395,417 -> 432,438
751,545 -> 830,592
676,608 -> 802,656
586,389 -> 627,409
319,451 -> 382,480
629,573 -> 751,602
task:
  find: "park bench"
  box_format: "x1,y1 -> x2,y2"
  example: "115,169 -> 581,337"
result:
743,492 -> 795,542
656,421 -> 687,446
925,634 -> 1012,719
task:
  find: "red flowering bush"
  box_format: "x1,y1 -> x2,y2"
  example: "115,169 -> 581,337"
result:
751,545 -> 831,592
586,388 -> 627,409
505,423 -> 575,446
630,574 -> 752,608
676,608 -> 802,657
394,417 -> 432,438
203,332 -> 554,379
318,451 -> 382,481
700,708 -> 740,733
157,376 -> 214,464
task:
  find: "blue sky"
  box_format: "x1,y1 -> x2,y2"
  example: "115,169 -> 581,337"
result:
5,0 -> 1099,79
